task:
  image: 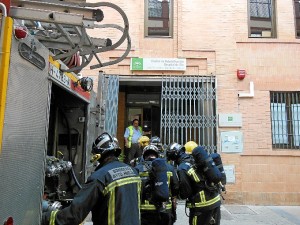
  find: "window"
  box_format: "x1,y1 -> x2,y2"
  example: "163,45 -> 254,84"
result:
145,0 -> 173,37
270,92 -> 300,149
248,0 -> 276,38
294,0 -> 300,37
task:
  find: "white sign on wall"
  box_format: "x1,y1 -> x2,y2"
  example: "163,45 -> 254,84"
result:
224,165 -> 235,183
131,58 -> 186,71
220,131 -> 243,153
219,113 -> 242,127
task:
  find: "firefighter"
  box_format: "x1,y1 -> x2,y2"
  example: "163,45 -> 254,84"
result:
135,145 -> 179,225
150,136 -> 165,158
184,141 -> 198,155
166,142 -> 221,225
42,132 -> 141,225
139,135 -> 150,148
130,135 -> 150,167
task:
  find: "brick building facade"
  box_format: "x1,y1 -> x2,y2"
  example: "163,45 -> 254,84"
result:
83,0 -> 300,205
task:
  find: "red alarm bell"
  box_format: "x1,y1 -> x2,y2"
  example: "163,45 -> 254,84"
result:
237,69 -> 246,80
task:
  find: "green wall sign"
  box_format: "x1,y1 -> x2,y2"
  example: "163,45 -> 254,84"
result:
131,58 -> 144,70
130,58 -> 186,71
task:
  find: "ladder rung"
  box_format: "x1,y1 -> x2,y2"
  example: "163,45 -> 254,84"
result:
10,7 -> 84,25
11,0 -> 103,22
7,0 -> 131,72
37,35 -> 109,48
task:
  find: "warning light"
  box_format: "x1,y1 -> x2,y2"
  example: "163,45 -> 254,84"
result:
237,69 -> 246,80
14,26 -> 27,39
4,217 -> 14,225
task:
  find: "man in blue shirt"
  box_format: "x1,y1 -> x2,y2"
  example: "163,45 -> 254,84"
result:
124,119 -> 143,164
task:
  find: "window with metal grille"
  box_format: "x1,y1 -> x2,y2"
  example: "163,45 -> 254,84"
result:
248,0 -> 276,38
270,92 -> 300,149
294,0 -> 300,38
145,0 -> 173,37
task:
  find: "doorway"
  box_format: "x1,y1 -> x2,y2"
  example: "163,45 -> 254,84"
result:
123,86 -> 161,136
116,76 -> 217,152
126,105 -> 161,138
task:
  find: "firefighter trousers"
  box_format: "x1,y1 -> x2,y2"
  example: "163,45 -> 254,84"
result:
141,210 -> 173,225
189,206 -> 221,225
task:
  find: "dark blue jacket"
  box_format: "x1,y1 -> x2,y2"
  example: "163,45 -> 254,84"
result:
135,159 -> 179,212
42,158 -> 141,225
176,153 -> 221,211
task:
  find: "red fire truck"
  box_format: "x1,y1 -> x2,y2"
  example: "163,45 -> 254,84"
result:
0,1 -> 130,224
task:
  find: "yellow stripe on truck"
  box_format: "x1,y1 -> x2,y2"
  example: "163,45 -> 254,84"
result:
0,16 -> 13,154
48,56 -> 78,82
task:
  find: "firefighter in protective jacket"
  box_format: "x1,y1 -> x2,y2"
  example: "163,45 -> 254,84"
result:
129,135 -> 150,167
166,142 -> 221,225
135,145 -> 179,225
42,132 -> 141,225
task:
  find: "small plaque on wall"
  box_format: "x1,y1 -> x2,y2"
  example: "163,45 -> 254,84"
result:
220,131 -> 243,153
219,113 -> 242,127
224,165 -> 235,183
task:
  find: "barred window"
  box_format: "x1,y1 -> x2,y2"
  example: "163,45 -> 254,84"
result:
145,0 -> 173,37
248,0 -> 276,38
270,92 -> 300,149
294,0 -> 300,37
250,0 -> 272,18
148,0 -> 162,18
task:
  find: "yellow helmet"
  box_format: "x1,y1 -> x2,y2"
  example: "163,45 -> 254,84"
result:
138,136 -> 150,148
184,141 -> 198,154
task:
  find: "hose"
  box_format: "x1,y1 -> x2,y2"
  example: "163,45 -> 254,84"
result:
70,167 -> 82,189
58,107 -> 82,189
58,107 -> 72,161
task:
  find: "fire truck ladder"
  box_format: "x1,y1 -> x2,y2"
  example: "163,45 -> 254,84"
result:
8,0 -> 131,72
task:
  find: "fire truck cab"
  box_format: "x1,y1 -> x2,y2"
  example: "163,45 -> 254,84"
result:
0,1 -> 130,224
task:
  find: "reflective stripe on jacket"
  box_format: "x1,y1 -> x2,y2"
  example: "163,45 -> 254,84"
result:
176,154 -> 221,211
186,167 -> 221,210
128,125 -> 142,148
135,160 -> 179,212
44,159 -> 141,225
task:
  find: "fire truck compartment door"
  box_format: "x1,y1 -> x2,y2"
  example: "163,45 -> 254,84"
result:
0,33 -> 50,224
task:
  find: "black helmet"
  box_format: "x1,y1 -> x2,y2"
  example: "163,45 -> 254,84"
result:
150,136 -> 163,151
166,142 -> 185,160
142,144 -> 159,160
150,136 -> 161,145
92,132 -> 121,157
113,137 -> 122,153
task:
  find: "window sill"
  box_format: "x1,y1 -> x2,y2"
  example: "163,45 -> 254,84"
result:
240,150 -> 300,157
144,36 -> 173,39
236,38 -> 300,44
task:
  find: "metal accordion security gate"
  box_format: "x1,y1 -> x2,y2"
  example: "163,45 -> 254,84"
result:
97,73 -> 119,137
160,76 -> 217,153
